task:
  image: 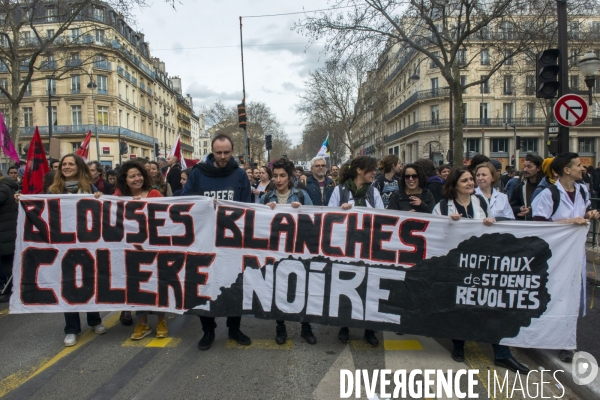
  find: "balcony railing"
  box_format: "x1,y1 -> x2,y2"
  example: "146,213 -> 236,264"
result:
385,87 -> 450,121
97,88 -> 108,95
140,82 -> 146,91
19,125 -> 155,144
66,59 -> 82,68
180,142 -> 194,152
94,60 -> 111,70
117,66 -> 124,76
132,77 -> 137,85
179,127 -> 191,137
148,88 -> 152,96
178,112 -> 191,123
46,89 -> 56,95
40,61 -> 57,70
71,88 -> 81,94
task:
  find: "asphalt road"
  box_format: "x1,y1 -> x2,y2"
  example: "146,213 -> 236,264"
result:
0,306 -> 581,400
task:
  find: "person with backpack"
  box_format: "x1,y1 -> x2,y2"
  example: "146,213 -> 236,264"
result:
432,167 -> 529,374
531,157 -> 556,203
509,153 -> 544,220
261,158 -> 316,346
474,162 -> 514,220
387,164 -> 435,212
532,153 -> 599,362
328,156 -> 383,346
372,154 -> 402,209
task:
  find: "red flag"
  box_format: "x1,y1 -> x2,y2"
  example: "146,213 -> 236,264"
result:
75,130 -> 92,161
169,135 -> 187,169
184,158 -> 199,167
21,127 -> 50,194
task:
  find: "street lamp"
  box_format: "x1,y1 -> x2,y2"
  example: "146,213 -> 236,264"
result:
578,52 -> 600,105
86,68 -> 100,162
163,107 -> 168,158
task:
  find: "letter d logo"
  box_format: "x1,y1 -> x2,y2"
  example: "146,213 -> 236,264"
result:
572,351 -> 598,385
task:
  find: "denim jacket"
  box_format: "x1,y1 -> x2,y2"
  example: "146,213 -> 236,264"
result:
260,187 -> 313,205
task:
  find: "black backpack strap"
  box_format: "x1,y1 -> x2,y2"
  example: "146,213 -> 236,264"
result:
366,186 -> 376,207
548,185 -> 560,216
440,199 -> 449,216
474,194 -> 489,217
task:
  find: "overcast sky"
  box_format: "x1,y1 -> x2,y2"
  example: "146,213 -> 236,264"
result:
135,0 -> 330,145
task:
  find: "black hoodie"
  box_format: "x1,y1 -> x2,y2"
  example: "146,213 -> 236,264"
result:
181,154 -> 251,202
0,178 -> 18,256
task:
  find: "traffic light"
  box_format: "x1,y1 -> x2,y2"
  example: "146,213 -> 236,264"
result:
515,136 -> 521,150
536,49 -> 560,98
237,103 -> 246,128
265,134 -> 272,151
120,140 -> 128,155
153,142 -> 159,156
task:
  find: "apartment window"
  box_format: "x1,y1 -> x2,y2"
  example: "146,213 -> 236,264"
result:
579,138 -> 595,153
46,8 -> 57,22
0,78 -> 7,91
467,138 -> 480,153
570,75 -> 580,91
46,78 -> 56,94
431,105 -> 440,124
70,28 -> 79,40
503,50 -> 513,65
23,107 -> 33,127
503,75 -> 513,95
46,29 -> 54,38
526,103 -> 536,123
521,138 -> 538,153
97,106 -> 109,126
479,26 -> 491,40
491,138 -> 509,153
430,52 -> 439,69
480,103 -> 489,124
457,49 -> 466,65
500,21 -> 514,40
481,49 -> 490,65
97,75 -> 108,94
70,75 -> 80,93
460,75 -> 467,94
503,103 -> 513,123
569,22 -> 580,39
525,75 -> 535,95
431,77 -> 439,94
71,105 -> 82,125
46,106 -> 57,125
95,29 -> 105,43
93,7 -> 105,22
480,76 -> 490,94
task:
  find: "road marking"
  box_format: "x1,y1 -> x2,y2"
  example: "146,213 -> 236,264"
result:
0,312 -> 120,398
350,340 -> 381,350
464,342 -> 507,400
384,340 -> 423,351
225,339 -> 293,349
122,337 -> 180,348
0,309 -> 8,318
313,345 -> 356,400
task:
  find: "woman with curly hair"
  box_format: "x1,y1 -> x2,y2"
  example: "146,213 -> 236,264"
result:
387,163 -> 436,212
146,160 -> 172,197
47,154 -> 106,347
114,161 -> 167,340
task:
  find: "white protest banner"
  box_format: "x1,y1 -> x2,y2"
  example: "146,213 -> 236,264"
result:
10,196 -> 587,349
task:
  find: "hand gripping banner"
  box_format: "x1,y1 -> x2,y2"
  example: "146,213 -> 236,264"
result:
10,196 -> 587,349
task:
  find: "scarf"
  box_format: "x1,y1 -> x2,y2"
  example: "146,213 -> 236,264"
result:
345,179 -> 368,207
65,180 -> 80,194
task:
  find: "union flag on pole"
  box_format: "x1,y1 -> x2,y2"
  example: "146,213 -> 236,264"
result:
21,127 -> 49,194
0,112 -> 20,163
170,134 -> 187,169
75,130 -> 92,161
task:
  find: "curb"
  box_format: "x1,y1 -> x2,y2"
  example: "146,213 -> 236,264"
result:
520,348 -> 600,400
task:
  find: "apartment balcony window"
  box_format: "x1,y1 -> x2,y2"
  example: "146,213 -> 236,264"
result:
457,49 -> 466,65
467,138 -> 480,153
521,138 -> 538,153
480,49 -> 490,65
526,103 -> 536,124
525,75 -> 535,95
23,107 -> 33,127
503,75 -> 514,95
40,58 -> 56,70
93,7 -> 105,22
431,105 -> 440,125
71,75 -> 80,93
570,75 -> 580,91
71,105 -> 82,125
97,75 -> 108,95
46,78 -> 56,95
95,29 -> 105,43
503,50 -> 513,65
579,138 -> 595,153
503,103 -> 513,124
46,8 -> 57,23
480,76 -> 490,94
66,58 -> 82,68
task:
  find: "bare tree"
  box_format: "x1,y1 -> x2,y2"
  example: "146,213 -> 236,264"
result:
299,117 -> 348,165
0,0 -> 176,142
296,0 -> 594,166
202,100 -> 292,165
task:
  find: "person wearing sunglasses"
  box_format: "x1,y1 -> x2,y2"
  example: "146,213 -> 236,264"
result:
305,156 -> 336,205
387,164 -> 436,213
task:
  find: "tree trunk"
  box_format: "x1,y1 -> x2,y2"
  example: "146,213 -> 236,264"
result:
452,85 -> 464,168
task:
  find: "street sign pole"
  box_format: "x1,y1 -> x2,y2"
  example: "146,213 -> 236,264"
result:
557,0 -> 569,153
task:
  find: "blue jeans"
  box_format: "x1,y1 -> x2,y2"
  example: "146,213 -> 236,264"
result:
452,339 -> 512,360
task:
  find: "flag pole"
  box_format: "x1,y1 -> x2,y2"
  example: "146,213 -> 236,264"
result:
239,17 -> 249,165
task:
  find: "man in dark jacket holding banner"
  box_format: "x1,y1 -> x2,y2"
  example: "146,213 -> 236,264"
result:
181,133 -> 252,350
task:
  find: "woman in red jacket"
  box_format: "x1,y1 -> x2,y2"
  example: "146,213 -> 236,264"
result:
114,161 -> 166,340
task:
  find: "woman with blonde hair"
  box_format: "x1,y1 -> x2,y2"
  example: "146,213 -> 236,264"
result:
474,162 -> 514,220
48,154 -> 106,347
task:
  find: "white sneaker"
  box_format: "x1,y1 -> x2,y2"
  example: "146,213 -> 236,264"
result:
64,334 -> 78,347
94,324 -> 107,335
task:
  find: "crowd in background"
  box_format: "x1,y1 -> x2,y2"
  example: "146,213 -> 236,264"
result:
0,136 -> 597,375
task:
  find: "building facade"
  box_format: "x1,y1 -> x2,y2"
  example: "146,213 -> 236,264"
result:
0,2 -> 194,166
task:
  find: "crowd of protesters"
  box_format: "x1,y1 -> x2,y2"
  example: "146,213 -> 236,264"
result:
0,133 -> 597,377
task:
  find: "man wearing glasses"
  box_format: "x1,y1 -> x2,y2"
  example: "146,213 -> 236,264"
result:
305,157 -> 335,205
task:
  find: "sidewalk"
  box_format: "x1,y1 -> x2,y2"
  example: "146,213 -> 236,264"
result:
521,250 -> 600,400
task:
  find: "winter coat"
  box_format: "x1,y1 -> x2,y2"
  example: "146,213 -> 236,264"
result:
425,176 -> 444,204
387,188 -> 435,213
305,175 -> 336,206
0,178 -> 18,256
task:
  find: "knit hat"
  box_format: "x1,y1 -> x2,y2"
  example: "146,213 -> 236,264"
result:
542,157 -> 556,184
490,159 -> 502,172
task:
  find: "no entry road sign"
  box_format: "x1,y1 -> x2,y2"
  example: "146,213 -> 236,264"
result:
553,94 -> 588,127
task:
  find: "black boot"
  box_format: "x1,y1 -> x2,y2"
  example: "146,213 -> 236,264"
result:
452,346 -> 465,362
364,330 -> 379,347
275,323 -> 287,345
495,357 -> 530,374
228,328 -> 251,346
198,330 -> 215,350
338,327 -> 349,343
301,323 -> 316,345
